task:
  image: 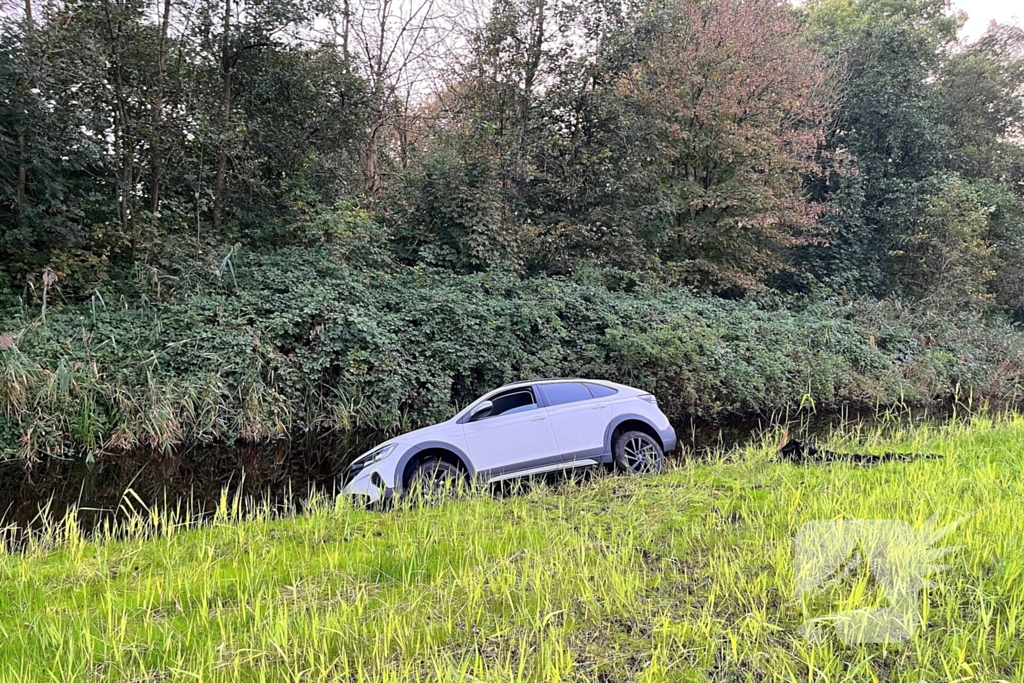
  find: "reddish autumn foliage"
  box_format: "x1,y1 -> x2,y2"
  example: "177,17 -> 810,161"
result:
615,0 -> 842,290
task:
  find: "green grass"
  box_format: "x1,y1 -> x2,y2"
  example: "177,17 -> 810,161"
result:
2,415 -> 1023,682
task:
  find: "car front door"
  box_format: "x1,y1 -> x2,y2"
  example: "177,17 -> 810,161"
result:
536,382 -> 607,460
462,386 -> 560,478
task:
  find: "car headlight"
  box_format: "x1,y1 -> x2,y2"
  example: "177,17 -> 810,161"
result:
357,443 -> 398,466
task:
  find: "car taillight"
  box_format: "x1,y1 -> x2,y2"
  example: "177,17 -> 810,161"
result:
640,394 -> 657,406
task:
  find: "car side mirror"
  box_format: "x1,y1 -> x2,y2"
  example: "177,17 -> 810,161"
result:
469,400 -> 494,422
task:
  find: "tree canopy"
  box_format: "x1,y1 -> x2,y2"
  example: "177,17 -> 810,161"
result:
1,0 -> 1023,309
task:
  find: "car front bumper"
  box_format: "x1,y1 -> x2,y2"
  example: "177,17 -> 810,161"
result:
341,457 -> 398,505
341,472 -> 391,505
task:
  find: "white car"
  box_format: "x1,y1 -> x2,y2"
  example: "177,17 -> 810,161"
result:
342,378 -> 676,504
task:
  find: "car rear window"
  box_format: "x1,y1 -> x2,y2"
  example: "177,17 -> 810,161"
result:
585,383 -> 618,398
541,382 -> 593,406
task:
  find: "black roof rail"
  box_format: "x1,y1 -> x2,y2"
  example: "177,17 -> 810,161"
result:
506,377 -> 589,386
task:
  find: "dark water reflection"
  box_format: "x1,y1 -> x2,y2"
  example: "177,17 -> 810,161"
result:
0,432 -> 381,539
0,407 -> 950,540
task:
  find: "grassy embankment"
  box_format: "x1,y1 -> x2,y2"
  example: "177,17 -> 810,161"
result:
1,413 -> 1022,682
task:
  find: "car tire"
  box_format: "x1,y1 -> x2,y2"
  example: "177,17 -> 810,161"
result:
405,458 -> 465,502
612,430 -> 664,475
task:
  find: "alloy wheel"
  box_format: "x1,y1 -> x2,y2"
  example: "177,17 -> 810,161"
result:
623,436 -> 658,473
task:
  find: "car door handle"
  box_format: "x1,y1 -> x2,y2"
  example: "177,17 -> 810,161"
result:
592,404 -> 609,409
530,415 -> 547,422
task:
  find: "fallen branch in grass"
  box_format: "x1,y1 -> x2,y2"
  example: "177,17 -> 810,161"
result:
776,438 -> 944,466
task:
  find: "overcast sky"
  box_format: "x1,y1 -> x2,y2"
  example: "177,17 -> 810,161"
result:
955,0 -> 1022,41
0,0 -> 1021,46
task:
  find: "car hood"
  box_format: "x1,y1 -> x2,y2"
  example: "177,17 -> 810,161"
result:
392,419 -> 462,444
353,418 -> 460,461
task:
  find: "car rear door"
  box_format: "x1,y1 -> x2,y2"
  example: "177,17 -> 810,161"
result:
462,386 -> 561,478
536,382 -> 607,460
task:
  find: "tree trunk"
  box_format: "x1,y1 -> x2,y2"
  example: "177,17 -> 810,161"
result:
341,0 -> 350,61
150,0 -> 172,217
213,0 -> 231,231
102,0 -> 134,253
17,0 -> 34,209
16,134 -> 26,209
514,0 -> 545,199
361,123 -> 381,196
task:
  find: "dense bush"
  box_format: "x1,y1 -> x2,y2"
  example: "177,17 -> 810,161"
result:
2,248 -> 1023,462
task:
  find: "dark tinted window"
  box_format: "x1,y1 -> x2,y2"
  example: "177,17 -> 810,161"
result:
541,382 -> 593,406
488,390 -> 536,418
586,383 -> 618,398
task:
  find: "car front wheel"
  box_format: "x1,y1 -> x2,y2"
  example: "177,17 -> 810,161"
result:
405,458 -> 465,502
612,430 -> 664,475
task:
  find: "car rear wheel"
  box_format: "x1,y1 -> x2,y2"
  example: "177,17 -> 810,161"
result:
405,458 -> 465,503
613,430 -> 664,475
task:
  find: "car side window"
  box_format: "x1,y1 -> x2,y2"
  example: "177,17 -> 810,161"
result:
585,383 -> 618,399
484,389 -> 537,419
540,382 -> 593,407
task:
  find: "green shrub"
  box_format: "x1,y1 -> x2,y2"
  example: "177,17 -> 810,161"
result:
2,248 -> 1023,461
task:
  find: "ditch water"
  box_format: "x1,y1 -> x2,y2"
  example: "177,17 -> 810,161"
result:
0,407 -> 950,543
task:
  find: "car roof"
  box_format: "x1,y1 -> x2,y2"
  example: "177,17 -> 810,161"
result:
495,377 -> 620,392
452,378 -> 637,421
